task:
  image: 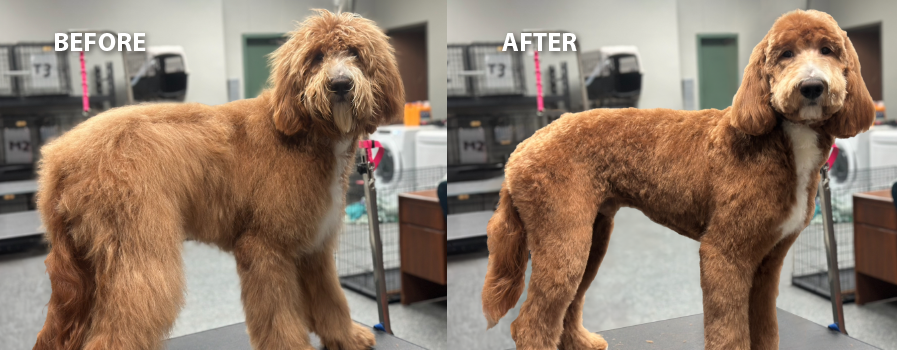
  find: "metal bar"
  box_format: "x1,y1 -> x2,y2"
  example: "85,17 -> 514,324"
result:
361,156 -> 392,334
819,165 -> 847,334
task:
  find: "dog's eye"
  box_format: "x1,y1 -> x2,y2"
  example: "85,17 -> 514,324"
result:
349,48 -> 359,58
314,53 -> 324,61
781,50 -> 794,58
821,47 -> 832,55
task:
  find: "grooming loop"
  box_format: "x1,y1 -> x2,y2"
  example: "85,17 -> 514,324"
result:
818,162 -> 847,335
357,140 -> 391,334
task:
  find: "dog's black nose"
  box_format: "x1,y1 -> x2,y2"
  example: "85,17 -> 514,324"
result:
331,77 -> 353,96
799,79 -> 825,99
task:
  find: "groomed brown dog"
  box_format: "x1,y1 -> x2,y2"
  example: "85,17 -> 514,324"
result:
482,10 -> 874,350
33,10 -> 403,350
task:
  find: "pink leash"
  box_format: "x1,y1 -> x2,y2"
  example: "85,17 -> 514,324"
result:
827,145 -> 839,169
358,140 -> 383,170
534,51 -> 544,115
80,51 -> 88,116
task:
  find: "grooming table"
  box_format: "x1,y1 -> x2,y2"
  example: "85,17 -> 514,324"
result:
166,322 -> 426,350
559,308 -> 878,350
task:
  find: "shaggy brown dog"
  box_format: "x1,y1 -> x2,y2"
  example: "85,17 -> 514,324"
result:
482,10 -> 874,350
32,10 -> 403,350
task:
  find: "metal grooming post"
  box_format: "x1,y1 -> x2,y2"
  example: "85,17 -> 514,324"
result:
358,153 -> 392,334
818,165 -> 847,335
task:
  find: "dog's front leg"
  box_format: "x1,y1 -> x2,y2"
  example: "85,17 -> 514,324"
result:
698,240 -> 757,350
234,234 -> 314,349
748,233 -> 799,350
296,238 -> 375,350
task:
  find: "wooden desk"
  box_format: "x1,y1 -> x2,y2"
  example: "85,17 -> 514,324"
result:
853,190 -> 897,304
398,189 -> 447,304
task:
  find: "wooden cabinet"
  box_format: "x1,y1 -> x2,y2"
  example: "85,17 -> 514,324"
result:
853,190 -> 897,305
399,190 -> 447,304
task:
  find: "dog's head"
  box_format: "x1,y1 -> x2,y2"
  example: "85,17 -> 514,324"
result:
268,10 -> 404,138
730,9 -> 874,138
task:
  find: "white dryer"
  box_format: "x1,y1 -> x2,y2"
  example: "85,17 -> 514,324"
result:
830,130 -> 871,190
368,125 -> 435,199
870,128 -> 897,169
415,128 -> 447,169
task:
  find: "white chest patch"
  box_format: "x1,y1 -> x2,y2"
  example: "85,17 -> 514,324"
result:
779,121 -> 823,239
315,137 -> 353,248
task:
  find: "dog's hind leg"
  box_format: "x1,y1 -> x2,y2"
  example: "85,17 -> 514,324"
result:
510,189 -> 599,350
234,234 -> 314,349
558,213 -> 614,350
749,233 -> 799,350
81,213 -> 186,350
296,237 -> 375,350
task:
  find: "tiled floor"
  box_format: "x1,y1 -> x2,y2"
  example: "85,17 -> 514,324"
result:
448,207 -> 897,350
0,241 -> 446,350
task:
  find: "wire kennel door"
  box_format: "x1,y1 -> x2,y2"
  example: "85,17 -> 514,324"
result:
337,165 -> 446,302
792,166 -> 897,301
0,45 -> 15,97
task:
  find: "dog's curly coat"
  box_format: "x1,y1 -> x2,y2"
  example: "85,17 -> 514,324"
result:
482,10 -> 874,350
32,10 -> 403,350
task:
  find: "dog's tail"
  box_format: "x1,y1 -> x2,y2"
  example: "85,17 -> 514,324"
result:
33,183 -> 95,350
482,185 -> 529,329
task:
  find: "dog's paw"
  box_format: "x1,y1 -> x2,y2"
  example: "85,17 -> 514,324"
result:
321,323 -> 376,350
559,328 -> 608,350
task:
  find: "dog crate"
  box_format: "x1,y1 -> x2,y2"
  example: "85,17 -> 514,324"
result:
447,192 -> 500,215
1,116 -> 39,165
791,166 -> 897,302
12,43 -> 70,97
0,45 -> 15,97
448,111 -> 555,167
466,43 -> 526,96
336,162 -> 446,302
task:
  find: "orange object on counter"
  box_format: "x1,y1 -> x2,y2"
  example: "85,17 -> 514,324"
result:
404,101 -> 421,126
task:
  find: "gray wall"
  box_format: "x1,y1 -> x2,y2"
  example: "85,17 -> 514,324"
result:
447,0 -> 684,110
676,0 -> 806,109
222,0 -> 333,101
0,0 -> 229,106
814,0 -> 895,108
0,0 -> 443,112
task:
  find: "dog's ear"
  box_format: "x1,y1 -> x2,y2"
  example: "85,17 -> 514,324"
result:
821,33 -> 875,138
365,34 -> 405,134
268,38 -> 310,136
730,34 -> 777,135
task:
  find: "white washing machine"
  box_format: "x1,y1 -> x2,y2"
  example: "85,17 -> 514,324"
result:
368,125 -> 435,199
830,130 -> 871,190
870,128 -> 897,169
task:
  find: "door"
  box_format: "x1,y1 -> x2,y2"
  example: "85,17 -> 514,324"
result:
846,23 -> 882,101
387,23 -> 428,103
243,34 -> 286,99
697,35 -> 738,110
